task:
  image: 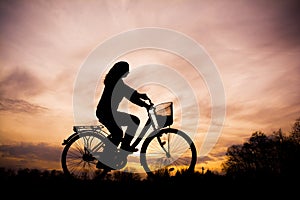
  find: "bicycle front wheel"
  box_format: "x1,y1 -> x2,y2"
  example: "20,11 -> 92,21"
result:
61,131 -> 108,180
140,128 -> 197,177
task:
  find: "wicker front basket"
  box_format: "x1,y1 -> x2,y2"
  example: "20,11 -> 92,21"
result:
153,102 -> 173,128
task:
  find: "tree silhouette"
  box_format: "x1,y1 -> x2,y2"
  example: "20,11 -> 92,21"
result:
290,117 -> 300,142
222,117 -> 300,180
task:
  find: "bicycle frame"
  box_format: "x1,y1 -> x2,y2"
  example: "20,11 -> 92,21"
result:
130,106 -> 168,152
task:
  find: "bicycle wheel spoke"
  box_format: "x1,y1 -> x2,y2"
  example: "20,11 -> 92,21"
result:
61,130 -> 108,180
90,141 -> 105,152
141,128 -> 197,177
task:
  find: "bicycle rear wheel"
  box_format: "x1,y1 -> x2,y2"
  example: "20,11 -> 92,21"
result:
61,131 -> 109,180
140,128 -> 197,177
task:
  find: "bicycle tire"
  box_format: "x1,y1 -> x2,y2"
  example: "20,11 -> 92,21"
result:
140,128 -> 197,178
61,131 -> 109,180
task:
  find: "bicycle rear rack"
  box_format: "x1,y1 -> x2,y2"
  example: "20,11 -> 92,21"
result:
62,125 -> 106,145
73,125 -> 104,133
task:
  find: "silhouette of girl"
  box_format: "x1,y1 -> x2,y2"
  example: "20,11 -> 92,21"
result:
96,61 -> 151,152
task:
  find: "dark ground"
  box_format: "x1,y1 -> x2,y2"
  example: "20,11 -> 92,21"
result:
1,169 -> 297,199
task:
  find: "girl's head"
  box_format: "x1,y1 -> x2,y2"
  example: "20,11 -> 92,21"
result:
104,61 -> 130,85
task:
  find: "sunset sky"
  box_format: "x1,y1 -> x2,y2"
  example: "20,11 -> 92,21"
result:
0,0 -> 299,174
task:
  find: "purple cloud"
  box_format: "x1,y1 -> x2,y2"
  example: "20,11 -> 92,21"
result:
0,98 -> 48,113
0,142 -> 61,170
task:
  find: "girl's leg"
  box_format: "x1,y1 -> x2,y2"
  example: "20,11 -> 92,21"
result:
115,112 -> 140,152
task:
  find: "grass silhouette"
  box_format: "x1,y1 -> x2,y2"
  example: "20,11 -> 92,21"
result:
0,166 -> 297,199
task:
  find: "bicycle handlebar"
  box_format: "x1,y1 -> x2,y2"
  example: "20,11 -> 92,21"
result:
145,99 -> 154,112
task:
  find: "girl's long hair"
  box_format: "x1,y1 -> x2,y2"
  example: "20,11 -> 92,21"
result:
104,61 -> 129,85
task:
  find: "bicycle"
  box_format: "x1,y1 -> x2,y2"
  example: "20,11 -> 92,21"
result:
61,101 -> 197,180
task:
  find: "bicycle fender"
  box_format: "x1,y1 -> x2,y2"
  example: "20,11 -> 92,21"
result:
61,132 -> 78,145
